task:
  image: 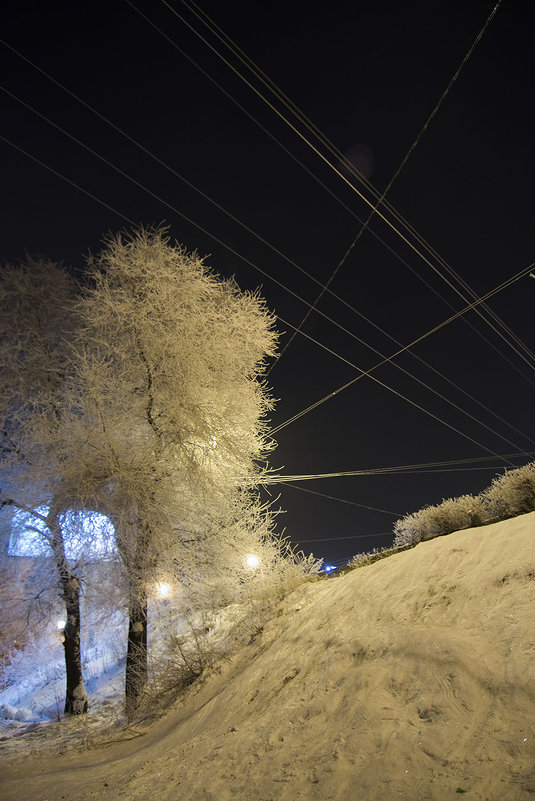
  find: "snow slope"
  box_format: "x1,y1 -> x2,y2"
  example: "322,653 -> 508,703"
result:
1,511 -> 534,801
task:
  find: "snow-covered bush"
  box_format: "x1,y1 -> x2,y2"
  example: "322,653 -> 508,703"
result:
140,532 -> 321,716
480,463 -> 535,521
350,543 -> 413,568
392,461 -> 535,548
393,494 -> 484,547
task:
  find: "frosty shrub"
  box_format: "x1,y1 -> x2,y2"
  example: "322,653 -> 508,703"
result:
138,505 -> 321,717
392,461 -> 535,548
350,542 -> 413,568
480,462 -> 535,521
143,612 -> 223,714
393,494 -> 484,547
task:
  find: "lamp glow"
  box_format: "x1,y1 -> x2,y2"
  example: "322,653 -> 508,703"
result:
57,619 -> 66,630
245,554 -> 259,569
156,581 -> 171,598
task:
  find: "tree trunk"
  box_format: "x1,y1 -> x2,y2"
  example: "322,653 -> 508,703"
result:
47,509 -> 88,715
113,513 -> 151,718
61,573 -> 88,715
125,588 -> 148,718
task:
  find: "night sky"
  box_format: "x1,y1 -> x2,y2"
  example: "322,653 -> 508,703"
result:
2,0 -> 534,564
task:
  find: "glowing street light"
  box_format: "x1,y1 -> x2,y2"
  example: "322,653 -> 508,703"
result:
156,581 -> 172,598
56,619 -> 66,630
245,554 -> 259,569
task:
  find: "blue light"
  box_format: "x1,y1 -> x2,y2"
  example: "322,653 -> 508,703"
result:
8,507 -> 117,559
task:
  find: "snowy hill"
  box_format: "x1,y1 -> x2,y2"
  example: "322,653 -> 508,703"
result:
1,511 -> 534,801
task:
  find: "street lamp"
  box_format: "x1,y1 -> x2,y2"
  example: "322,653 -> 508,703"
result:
156,581 -> 171,598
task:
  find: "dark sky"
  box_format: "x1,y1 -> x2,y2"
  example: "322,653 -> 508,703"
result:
2,0 -> 534,564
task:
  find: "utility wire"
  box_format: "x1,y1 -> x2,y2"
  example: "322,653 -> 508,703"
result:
118,6 -> 535,391
280,482 -> 402,517
2,40 -> 530,449
298,532 -> 394,543
266,0 -> 504,369
169,0 -> 535,375
274,261 -> 535,435
275,467 -> 519,482
185,1 -> 533,375
266,451 -> 533,484
4,101 -> 532,521
185,0 -> 534,373
2,87 -> 531,467
0,135 -> 136,227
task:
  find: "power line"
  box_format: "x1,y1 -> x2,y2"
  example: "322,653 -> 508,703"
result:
260,0 -> 504,369
276,467 -> 516,482
298,532 -> 394,543
265,451 -> 533,484
0,135 -> 136,227
279,482 -> 401,517
273,261 -> 535,435
4,17 -> 532,552
3,42 -> 530,451
117,6 -> 535,394
2,86 -> 531,466
167,0 -> 535,377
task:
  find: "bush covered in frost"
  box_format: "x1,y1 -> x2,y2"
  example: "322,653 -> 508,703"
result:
140,537 -> 322,715
350,543 -> 412,569
479,462 -> 535,522
391,461 -> 535,548
393,494 -> 484,547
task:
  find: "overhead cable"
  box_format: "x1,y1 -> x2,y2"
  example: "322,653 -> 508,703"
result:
0,135 -> 136,227
279,482 -> 402,517
265,451 -> 533,485
2,42 -> 530,449
298,532 -> 394,543
273,261 -> 535,435
167,0 -> 535,375
185,0 -> 534,374
2,88 -> 531,466
117,7 -> 535,389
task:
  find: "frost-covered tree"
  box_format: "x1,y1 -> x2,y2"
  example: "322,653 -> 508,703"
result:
1,227 -> 279,717
68,226 -> 278,713
0,258 -> 90,714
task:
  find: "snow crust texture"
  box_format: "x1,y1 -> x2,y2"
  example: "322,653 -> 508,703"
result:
1,512 -> 534,801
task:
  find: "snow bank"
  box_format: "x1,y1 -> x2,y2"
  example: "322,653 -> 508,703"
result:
1,511 -> 534,801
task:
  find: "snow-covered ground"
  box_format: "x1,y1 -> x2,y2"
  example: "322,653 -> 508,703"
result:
1,511 -> 534,800
0,591 -> 263,752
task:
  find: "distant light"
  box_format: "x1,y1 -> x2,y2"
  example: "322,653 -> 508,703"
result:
324,565 -> 336,572
245,554 -> 259,568
156,581 -> 171,598
57,619 -> 66,630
